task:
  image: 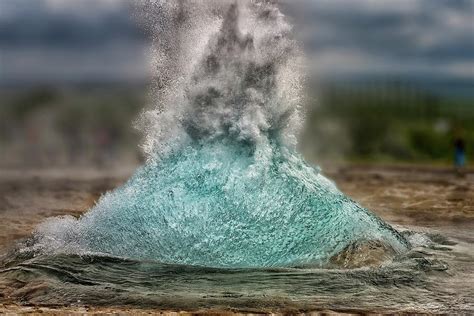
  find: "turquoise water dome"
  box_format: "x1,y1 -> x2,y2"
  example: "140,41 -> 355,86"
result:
41,140 -> 407,267
34,2 -> 409,268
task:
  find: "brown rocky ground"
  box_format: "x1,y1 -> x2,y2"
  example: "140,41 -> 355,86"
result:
328,165 -> 474,242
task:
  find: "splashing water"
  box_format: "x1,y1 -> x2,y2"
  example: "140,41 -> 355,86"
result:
32,1 -> 409,268
138,0 -> 303,158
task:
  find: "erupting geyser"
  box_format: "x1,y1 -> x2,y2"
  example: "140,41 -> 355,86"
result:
33,0 -> 409,268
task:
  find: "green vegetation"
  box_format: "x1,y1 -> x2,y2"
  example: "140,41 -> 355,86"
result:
302,83 -> 474,164
0,87 -> 145,166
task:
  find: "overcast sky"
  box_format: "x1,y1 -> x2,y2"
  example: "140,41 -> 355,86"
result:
0,0 -> 473,92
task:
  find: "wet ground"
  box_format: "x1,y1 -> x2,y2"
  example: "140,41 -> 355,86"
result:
0,165 -> 473,314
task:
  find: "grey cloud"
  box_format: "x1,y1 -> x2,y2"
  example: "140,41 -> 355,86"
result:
0,0 -> 148,84
0,0 -> 473,87
0,43 -> 150,85
0,0 -> 144,49
280,0 -> 474,81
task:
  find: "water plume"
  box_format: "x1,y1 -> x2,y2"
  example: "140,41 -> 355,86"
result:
31,0 -> 409,268
137,0 -> 303,158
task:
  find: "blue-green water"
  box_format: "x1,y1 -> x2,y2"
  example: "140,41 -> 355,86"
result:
32,140 -> 408,268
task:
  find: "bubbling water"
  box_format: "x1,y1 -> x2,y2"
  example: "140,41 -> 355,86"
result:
31,0 -> 409,268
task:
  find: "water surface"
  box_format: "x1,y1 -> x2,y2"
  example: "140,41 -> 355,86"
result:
1,229 -> 472,314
